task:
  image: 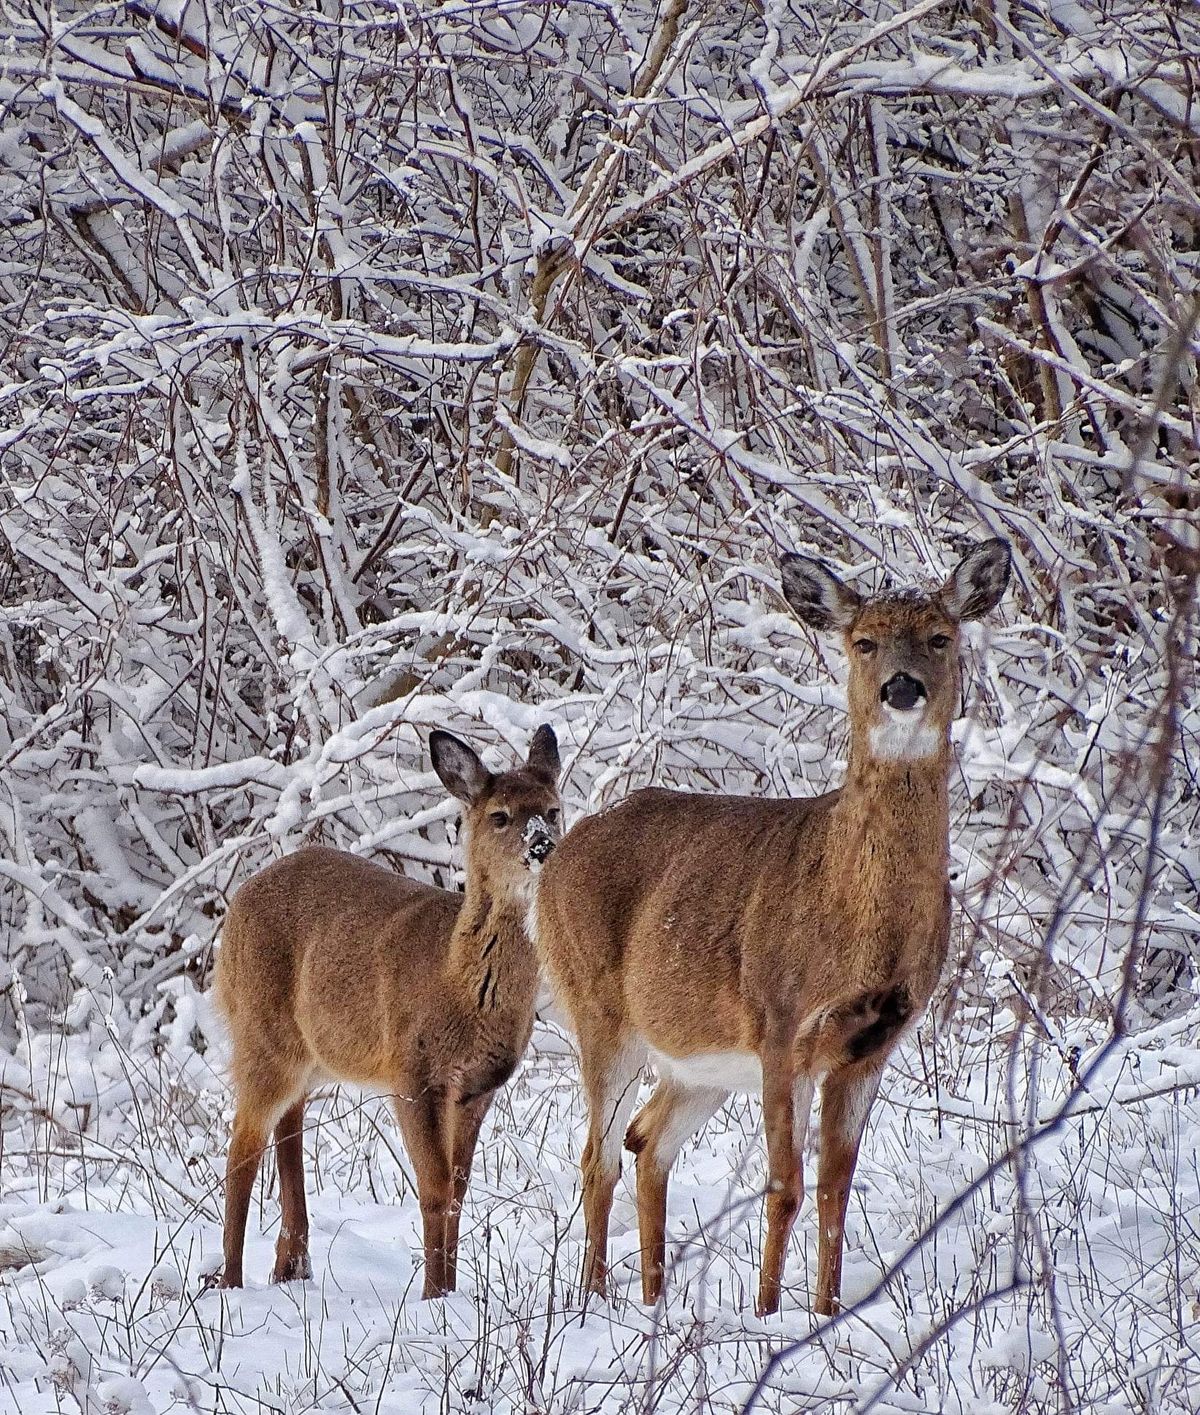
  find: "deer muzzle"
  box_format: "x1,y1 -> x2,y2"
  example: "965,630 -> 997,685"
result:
523,816 -> 556,867
880,672 -> 926,712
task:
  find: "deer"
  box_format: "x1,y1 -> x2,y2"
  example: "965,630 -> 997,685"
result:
212,725 -> 562,1298
534,541 -> 1011,1317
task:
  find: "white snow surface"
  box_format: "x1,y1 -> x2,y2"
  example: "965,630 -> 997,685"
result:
3,1003 -> 1199,1414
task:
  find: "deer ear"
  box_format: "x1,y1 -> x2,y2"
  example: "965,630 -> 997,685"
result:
526,724 -> 560,783
940,540 -> 1011,621
429,731 -> 491,805
779,554 -> 862,632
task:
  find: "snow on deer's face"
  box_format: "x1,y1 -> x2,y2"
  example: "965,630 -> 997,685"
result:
430,726 -> 563,895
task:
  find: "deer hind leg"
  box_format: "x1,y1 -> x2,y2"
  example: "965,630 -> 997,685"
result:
624,1081 -> 728,1305
271,1097 -> 312,1283
814,1062 -> 882,1316
220,1067 -> 302,1289
392,1086 -> 454,1298
578,1033 -> 645,1298
444,1093 -> 492,1292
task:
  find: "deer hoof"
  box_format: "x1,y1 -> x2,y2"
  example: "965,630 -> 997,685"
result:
271,1253 -> 312,1284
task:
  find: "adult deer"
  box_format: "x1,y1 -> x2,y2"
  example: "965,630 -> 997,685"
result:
536,542 -> 1010,1316
214,726 -> 562,1297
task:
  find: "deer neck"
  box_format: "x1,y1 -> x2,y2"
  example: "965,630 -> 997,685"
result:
838,738 -> 952,865
447,879 -> 538,1013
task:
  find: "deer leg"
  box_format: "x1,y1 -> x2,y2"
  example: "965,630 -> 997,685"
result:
220,1079 -> 296,1289
815,1063 -> 883,1317
271,1098 -> 312,1283
757,1034 -> 800,1317
221,1110 -> 269,1289
624,1081 -> 728,1304
445,1093 -> 492,1291
579,1033 -> 644,1298
393,1087 -> 454,1298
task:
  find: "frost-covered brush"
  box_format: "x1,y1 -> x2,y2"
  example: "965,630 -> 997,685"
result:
535,542 -> 1011,1317
212,726 -> 562,1297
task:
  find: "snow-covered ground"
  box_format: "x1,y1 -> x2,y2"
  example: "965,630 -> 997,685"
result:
4,998 -> 1199,1414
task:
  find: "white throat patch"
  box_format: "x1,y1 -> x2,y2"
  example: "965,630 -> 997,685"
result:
869,704 -> 942,762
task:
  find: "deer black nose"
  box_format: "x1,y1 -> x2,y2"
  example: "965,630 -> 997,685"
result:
523,817 -> 556,866
526,834 -> 555,865
881,673 -> 926,712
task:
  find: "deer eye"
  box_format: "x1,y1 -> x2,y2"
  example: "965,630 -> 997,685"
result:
489,810 -> 510,829
546,807 -> 561,825
853,638 -> 877,655
929,634 -> 951,650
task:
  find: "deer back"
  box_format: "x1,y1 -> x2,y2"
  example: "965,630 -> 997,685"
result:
217,846 -> 460,1088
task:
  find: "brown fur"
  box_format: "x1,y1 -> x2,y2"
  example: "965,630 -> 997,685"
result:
213,727 -> 562,1297
535,543 -> 1010,1316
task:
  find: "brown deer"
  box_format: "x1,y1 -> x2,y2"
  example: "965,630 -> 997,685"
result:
213,725 -> 562,1297
535,542 -> 1010,1316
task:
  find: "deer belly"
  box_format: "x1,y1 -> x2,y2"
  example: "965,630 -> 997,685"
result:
650,1047 -> 763,1093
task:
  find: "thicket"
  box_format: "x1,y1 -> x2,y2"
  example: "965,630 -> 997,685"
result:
1,0 -> 1196,1062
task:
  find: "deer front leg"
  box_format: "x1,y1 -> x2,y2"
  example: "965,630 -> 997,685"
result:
393,1087 -> 454,1298
815,1062 -> 883,1316
445,1093 -> 491,1291
757,1031 -> 800,1317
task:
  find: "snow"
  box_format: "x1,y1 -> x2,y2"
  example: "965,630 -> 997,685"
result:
3,1013 -> 1199,1412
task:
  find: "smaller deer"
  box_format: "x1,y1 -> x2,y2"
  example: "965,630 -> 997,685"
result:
535,542 -> 1010,1316
214,726 -> 562,1297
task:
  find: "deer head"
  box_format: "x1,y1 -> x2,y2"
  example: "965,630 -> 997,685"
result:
430,725 -> 563,892
780,540 -> 1011,763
